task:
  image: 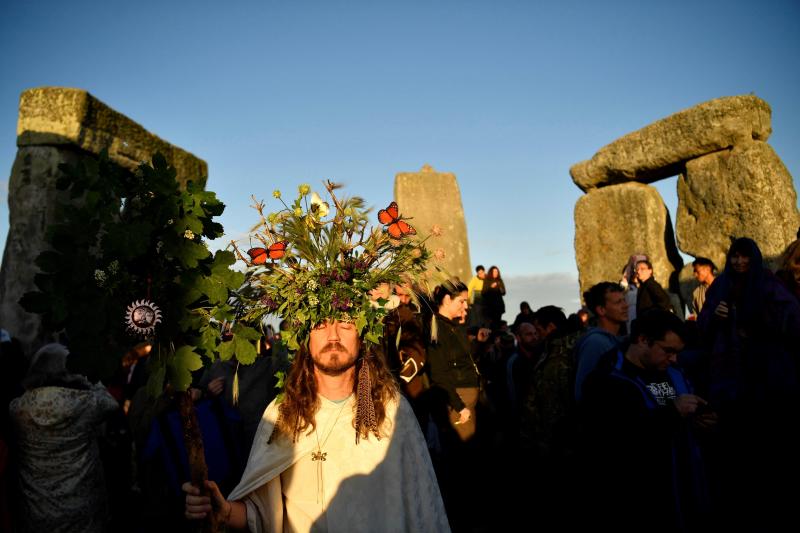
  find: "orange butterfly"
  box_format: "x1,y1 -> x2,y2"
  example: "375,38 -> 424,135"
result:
247,241 -> 288,265
378,202 -> 416,239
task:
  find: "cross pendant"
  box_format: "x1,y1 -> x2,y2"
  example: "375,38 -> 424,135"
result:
312,451 -> 327,462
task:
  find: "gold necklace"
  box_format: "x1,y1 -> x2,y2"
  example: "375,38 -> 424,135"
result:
312,395 -> 350,503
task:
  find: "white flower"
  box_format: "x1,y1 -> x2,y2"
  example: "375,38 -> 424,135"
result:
94,269 -> 107,286
310,192 -> 330,218
307,279 -> 318,291
308,294 -> 319,306
184,229 -> 195,239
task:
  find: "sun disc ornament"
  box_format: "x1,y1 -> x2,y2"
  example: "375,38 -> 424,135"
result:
125,299 -> 163,336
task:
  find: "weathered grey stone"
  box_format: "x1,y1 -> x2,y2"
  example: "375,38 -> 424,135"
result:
17,87 -> 207,187
0,146 -> 95,351
395,164 -> 471,284
574,182 -> 683,304
2,88 -> 208,354
676,141 -> 800,270
571,95 -> 772,191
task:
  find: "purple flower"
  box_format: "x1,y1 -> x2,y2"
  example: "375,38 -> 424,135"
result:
330,293 -> 351,311
319,274 -> 330,286
260,295 -> 277,310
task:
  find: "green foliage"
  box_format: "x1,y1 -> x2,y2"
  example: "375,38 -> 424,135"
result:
167,345 -> 204,391
234,181 -> 432,354
21,151 -> 261,391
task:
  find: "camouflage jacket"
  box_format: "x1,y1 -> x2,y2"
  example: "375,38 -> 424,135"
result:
519,330 -> 581,456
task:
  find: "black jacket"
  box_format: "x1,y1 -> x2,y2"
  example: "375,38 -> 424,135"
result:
427,314 -> 480,411
637,277 -> 674,315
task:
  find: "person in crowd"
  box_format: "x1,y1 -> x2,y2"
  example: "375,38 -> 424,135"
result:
775,237 -> 800,302
519,306 -> 581,527
511,301 -> 535,333
184,186 -> 448,532
519,306 -> 573,456
698,237 -> 800,531
690,257 -> 717,317
502,322 -> 539,438
384,282 -> 428,419
10,343 -> 118,533
576,308 -> 590,328
467,264 -> 486,327
481,265 -> 506,329
574,282 -> 629,402
635,259 -> 674,314
426,279 -> 495,531
427,281 -> 480,443
579,310 -> 710,532
621,254 -> 646,328
198,348 -> 285,456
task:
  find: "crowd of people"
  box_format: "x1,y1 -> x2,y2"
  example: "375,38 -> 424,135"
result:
2,231 -> 800,532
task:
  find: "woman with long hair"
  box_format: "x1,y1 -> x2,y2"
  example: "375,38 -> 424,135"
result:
425,280 -> 482,531
481,265 -> 506,330
427,281 -> 480,442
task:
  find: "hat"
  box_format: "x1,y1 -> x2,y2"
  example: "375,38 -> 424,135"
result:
233,181 -> 431,351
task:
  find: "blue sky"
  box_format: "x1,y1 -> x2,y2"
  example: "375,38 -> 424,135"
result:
2,0 -> 799,314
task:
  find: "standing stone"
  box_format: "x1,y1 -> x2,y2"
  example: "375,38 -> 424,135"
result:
0,87 -> 207,353
676,141 -> 800,270
570,95 -> 772,191
395,164 -> 471,284
574,183 -> 683,305
0,147 -> 95,350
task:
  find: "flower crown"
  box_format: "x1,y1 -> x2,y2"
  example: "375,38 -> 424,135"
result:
232,181 -> 432,351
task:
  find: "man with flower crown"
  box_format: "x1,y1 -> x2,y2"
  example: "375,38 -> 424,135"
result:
184,182 -> 450,532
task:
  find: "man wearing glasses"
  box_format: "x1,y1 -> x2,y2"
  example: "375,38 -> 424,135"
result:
577,309 -> 712,532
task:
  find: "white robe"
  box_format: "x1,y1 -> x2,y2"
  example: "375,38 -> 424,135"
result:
228,394 -> 450,532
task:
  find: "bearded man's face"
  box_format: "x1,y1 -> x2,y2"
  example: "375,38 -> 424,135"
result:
308,320 -> 360,376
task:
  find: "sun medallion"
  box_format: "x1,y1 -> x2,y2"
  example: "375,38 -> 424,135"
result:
125,299 -> 163,336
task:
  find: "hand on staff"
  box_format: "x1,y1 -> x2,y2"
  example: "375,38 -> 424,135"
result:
182,480 -> 228,521
454,407 -> 471,425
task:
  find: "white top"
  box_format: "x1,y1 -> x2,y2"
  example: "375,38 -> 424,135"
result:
228,393 -> 450,532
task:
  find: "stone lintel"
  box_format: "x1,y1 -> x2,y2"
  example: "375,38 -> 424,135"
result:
16,87 -> 207,187
570,95 -> 772,191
